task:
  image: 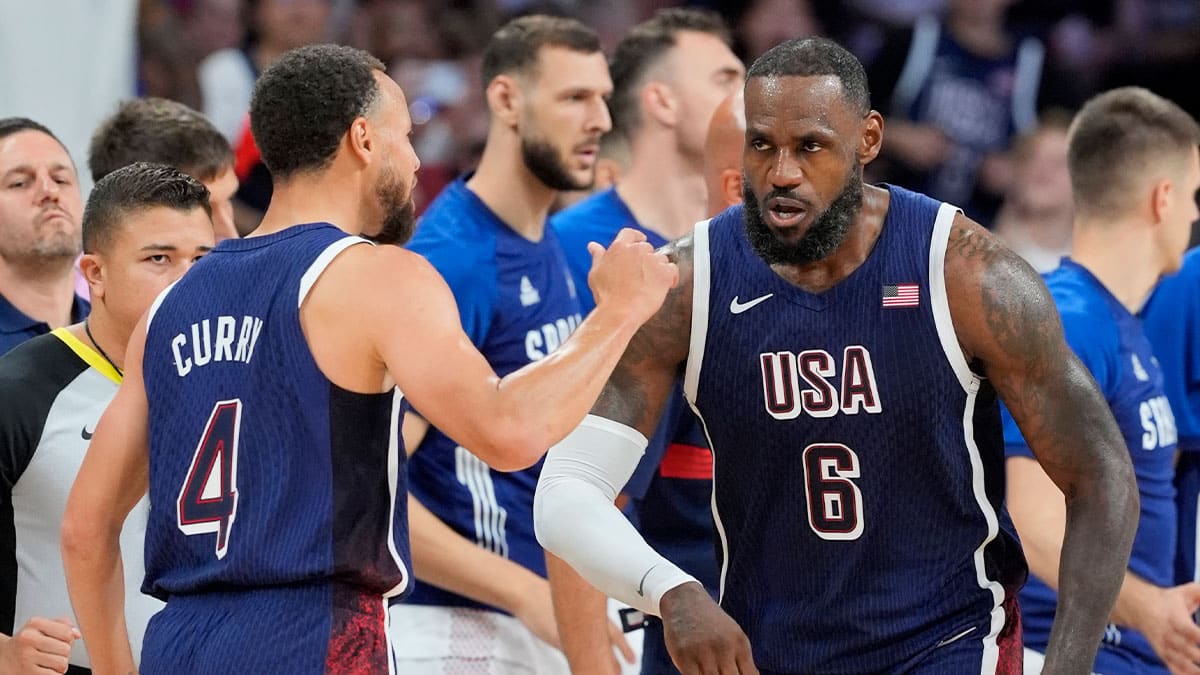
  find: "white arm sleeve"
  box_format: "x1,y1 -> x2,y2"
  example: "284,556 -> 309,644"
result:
534,414 -> 698,616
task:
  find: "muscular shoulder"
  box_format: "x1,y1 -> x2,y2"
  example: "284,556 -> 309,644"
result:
941,212 -> 1063,372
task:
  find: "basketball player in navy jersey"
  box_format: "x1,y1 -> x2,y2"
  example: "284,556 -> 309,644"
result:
1006,88 -> 1200,674
535,37 -> 1139,674
548,10 -> 745,663
59,44 -> 677,675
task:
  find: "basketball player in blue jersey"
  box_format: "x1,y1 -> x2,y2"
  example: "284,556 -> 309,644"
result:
1006,88 -> 1200,675
536,37 -> 1141,675
0,162 -> 213,675
59,44 -> 677,675
395,15 -> 658,672
1144,250 -> 1200,589
548,12 -> 743,671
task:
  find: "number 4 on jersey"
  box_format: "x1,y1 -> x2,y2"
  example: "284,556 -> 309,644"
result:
177,399 -> 242,559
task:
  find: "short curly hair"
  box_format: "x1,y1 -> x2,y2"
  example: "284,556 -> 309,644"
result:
89,98 -> 233,183
747,37 -> 870,116
249,44 -> 386,180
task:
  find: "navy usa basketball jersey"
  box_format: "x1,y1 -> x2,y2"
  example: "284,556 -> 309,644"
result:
142,223 -> 410,601
685,187 -> 1025,673
1005,259 -> 1176,674
405,177 -> 582,611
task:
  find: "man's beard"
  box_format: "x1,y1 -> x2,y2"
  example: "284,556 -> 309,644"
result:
742,168 -> 863,266
522,134 -> 591,191
365,166 -> 416,246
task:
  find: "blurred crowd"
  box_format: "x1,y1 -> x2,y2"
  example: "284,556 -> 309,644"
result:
7,0 -> 1192,240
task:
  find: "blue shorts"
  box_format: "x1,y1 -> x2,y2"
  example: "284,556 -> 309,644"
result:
141,582 -> 391,674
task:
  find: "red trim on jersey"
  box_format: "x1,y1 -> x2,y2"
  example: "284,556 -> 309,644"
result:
325,585 -> 388,674
995,592 -> 1023,675
659,443 -> 713,480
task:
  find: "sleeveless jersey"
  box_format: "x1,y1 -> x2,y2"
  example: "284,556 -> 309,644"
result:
142,223 -> 410,600
685,187 -> 1025,673
1142,248 -> 1200,584
405,177 -> 582,611
1006,259 -> 1176,674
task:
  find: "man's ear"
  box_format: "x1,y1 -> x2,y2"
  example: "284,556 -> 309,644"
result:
79,253 -> 105,302
486,75 -> 523,129
859,110 -> 884,165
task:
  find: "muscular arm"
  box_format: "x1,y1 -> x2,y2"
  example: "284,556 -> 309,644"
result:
372,230 -> 676,471
946,215 -> 1138,673
60,318 -> 153,675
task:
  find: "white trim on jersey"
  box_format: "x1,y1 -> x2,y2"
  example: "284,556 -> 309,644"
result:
928,203 -> 973,391
679,218 -> 733,601
297,236 -> 372,308
383,387 -> 410,598
682,219 -> 713,402
928,200 -> 1006,673
145,279 -> 179,331
455,446 -> 509,558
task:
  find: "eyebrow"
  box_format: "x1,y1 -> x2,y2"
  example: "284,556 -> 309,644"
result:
141,244 -> 215,253
1,163 -> 74,179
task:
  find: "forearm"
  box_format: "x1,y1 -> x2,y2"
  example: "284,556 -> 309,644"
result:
493,305 -> 641,450
535,417 -> 694,615
408,494 -> 534,612
1042,468 -> 1139,672
61,532 -> 134,675
546,553 -> 614,674
1110,571 -> 1161,630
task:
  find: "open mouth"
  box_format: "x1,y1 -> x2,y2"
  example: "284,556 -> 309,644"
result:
765,196 -> 808,229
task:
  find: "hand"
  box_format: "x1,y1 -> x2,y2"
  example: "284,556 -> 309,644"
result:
510,577 -> 562,650
0,616 -> 79,675
1137,583 -> 1200,675
607,618 -> 637,667
661,582 -> 757,675
587,228 -> 679,328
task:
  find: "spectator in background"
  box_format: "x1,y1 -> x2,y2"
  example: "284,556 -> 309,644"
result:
0,119 -> 89,358
199,0 -> 331,143
730,0 -> 823,61
868,0 -> 1044,226
992,111 -> 1074,273
88,98 -> 240,241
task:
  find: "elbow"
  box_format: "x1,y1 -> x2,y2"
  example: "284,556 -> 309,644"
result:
60,508 -> 96,569
478,420 -> 550,472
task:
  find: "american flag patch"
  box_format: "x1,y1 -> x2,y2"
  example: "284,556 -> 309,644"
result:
882,283 -> 920,308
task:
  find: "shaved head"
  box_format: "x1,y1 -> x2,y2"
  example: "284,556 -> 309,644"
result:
703,90 -> 745,217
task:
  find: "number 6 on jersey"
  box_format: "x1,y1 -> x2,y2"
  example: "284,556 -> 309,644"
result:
803,442 -> 864,540
177,399 -> 242,559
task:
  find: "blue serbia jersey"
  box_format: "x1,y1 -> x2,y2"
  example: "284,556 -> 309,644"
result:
1005,259 -> 1177,674
686,188 -> 1025,673
1142,248 -> 1200,585
405,178 -> 582,611
141,224 -> 410,600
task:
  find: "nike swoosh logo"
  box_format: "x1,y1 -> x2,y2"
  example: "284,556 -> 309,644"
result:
81,425 -> 95,441
636,567 -> 653,598
935,626 -> 978,648
730,293 -> 774,314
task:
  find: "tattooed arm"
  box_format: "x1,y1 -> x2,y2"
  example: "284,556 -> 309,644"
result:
945,214 -> 1138,675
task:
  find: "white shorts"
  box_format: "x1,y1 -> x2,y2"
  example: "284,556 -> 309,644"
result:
388,604 -> 569,675
388,600 -> 643,675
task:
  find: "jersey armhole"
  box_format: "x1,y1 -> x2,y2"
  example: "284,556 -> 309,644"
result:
145,279 -> 179,331
683,219 -> 713,404
927,203 -> 977,392
298,236 -> 373,308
